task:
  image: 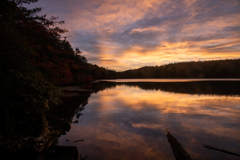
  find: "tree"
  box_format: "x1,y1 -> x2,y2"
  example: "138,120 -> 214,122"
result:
0,0 -> 62,113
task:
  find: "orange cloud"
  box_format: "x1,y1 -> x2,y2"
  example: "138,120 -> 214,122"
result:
31,0 -> 240,70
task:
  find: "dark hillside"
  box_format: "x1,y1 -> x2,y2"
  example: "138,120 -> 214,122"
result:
117,59 -> 240,78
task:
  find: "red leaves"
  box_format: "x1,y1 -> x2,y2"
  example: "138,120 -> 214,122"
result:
82,83 -> 92,89
8,2 -> 92,86
46,45 -> 53,50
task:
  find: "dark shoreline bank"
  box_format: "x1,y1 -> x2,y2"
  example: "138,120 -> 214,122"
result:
0,86 -> 92,160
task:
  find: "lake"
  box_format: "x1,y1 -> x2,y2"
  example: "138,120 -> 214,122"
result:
58,79 -> 240,160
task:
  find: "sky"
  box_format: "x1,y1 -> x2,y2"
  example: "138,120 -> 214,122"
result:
28,0 -> 240,71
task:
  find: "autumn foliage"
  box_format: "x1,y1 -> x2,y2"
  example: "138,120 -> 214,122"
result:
0,0 -> 95,115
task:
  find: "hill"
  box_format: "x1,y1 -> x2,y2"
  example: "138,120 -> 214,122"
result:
117,59 -> 240,79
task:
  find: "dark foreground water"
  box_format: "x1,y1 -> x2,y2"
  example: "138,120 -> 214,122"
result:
58,79 -> 240,160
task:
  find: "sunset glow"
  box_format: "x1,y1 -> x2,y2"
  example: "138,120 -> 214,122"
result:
29,0 -> 240,70
3,1 -> 240,159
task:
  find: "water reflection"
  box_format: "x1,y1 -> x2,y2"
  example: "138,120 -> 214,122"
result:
93,81 -> 240,96
59,81 -> 240,160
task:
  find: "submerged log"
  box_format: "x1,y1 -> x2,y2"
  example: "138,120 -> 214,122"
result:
204,144 -> 240,157
166,128 -> 191,160
73,139 -> 84,142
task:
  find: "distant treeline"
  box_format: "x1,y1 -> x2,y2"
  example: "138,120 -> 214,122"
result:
87,59 -> 240,80
117,59 -> 240,78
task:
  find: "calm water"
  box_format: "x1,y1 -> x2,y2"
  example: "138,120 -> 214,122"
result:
58,79 -> 240,160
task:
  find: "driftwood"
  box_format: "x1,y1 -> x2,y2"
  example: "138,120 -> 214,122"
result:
204,144 -> 240,157
73,139 -> 84,142
166,128 -> 192,160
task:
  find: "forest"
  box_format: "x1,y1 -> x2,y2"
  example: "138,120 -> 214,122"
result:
117,59 -> 240,79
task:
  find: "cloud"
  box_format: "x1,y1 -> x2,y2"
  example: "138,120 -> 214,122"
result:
28,0 -> 240,70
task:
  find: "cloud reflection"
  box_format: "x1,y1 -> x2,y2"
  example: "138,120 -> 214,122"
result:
59,84 -> 240,160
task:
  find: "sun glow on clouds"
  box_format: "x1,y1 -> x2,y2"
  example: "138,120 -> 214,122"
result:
30,0 -> 240,70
